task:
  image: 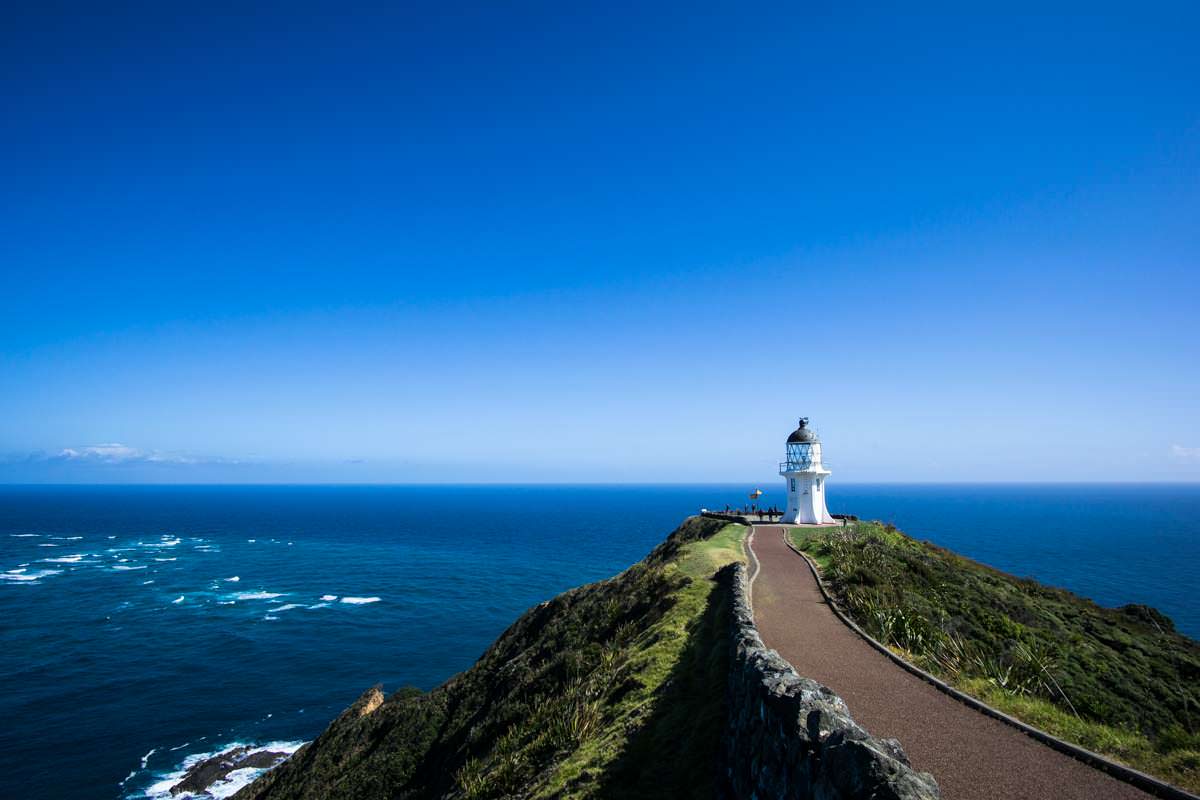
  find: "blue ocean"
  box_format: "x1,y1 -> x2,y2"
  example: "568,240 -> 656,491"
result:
1,484 -> 1197,799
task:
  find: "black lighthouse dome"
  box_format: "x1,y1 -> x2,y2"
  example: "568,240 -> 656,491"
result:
787,418 -> 819,444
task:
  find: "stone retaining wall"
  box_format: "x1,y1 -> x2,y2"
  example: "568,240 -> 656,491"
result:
719,563 -> 941,800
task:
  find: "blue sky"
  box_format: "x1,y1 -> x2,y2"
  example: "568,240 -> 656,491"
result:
1,2 -> 1197,483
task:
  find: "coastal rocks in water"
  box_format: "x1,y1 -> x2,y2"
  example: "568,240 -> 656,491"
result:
171,747 -> 291,796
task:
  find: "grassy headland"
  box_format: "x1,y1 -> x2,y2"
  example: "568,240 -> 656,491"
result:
790,522 -> 1200,793
236,517 -> 746,800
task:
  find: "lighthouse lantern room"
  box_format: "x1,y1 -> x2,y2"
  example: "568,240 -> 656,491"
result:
779,418 -> 834,525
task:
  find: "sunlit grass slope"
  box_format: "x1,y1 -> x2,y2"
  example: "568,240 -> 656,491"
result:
236,517 -> 746,800
790,522 -> 1200,793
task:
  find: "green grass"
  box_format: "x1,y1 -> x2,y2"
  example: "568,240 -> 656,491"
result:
238,516 -> 747,800
789,522 -> 1200,793
535,520 -> 747,798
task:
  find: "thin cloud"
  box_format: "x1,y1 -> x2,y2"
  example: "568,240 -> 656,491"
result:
1170,444 -> 1200,462
49,443 -> 200,465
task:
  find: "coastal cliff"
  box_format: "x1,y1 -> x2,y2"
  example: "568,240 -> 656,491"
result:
230,518 -> 934,799
225,516 -> 1198,799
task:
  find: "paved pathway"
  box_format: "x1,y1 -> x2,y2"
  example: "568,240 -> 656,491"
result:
748,524 -> 1155,800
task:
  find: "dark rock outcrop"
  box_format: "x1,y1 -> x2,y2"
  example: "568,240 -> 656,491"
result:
171,746 -> 292,796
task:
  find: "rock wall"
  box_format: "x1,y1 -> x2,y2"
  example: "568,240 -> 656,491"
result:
720,563 -> 941,800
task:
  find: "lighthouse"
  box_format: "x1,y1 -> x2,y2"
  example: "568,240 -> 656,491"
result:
779,418 -> 834,525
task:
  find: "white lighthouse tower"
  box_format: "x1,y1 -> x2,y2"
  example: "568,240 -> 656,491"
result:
779,417 -> 834,525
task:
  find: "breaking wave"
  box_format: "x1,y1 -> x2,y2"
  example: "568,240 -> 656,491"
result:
130,740 -> 305,799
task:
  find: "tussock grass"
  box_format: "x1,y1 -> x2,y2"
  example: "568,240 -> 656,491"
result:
790,522 -> 1200,793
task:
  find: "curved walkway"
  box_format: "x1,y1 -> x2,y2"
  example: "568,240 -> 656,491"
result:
748,524 -> 1155,800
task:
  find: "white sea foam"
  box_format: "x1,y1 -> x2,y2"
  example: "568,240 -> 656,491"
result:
1,569 -> 62,582
10,533 -> 39,537
224,576 -> 240,582
41,554 -> 86,563
217,600 -> 235,605
234,591 -> 285,600
113,565 -> 147,571
142,580 -> 156,585
340,596 -> 381,605
320,594 -> 338,601
267,603 -> 303,613
38,543 -> 59,547
263,615 -> 279,621
51,535 -> 84,540
172,596 -> 185,604
154,557 -> 177,562
307,602 -> 330,609
140,747 -> 158,768
134,740 -> 304,799
247,539 -> 256,543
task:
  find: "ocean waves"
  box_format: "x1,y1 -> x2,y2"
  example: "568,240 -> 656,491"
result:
129,740 -> 305,799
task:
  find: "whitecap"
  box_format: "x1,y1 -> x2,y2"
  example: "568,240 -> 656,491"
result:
340,596 -> 381,605
140,747 -> 158,768
107,535 -> 116,539
267,603 -> 303,613
247,539 -> 256,543
319,594 -> 338,601
234,591 -> 285,600
224,576 -> 240,582
172,596 -> 185,604
113,565 -> 147,571
263,615 -> 279,621
142,580 -> 156,585
135,740 -> 304,799
51,535 -> 84,540
154,557 -> 177,562
1,569 -> 62,582
38,543 -> 59,547
41,554 -> 86,563
307,602 -> 330,609
10,533 -> 40,537
217,600 -> 235,605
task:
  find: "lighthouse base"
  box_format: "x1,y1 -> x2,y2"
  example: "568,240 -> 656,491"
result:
781,470 -> 834,525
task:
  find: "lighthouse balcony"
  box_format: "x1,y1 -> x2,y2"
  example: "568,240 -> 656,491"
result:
779,459 -> 828,473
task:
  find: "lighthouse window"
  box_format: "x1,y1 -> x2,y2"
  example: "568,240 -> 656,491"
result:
790,479 -> 795,492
